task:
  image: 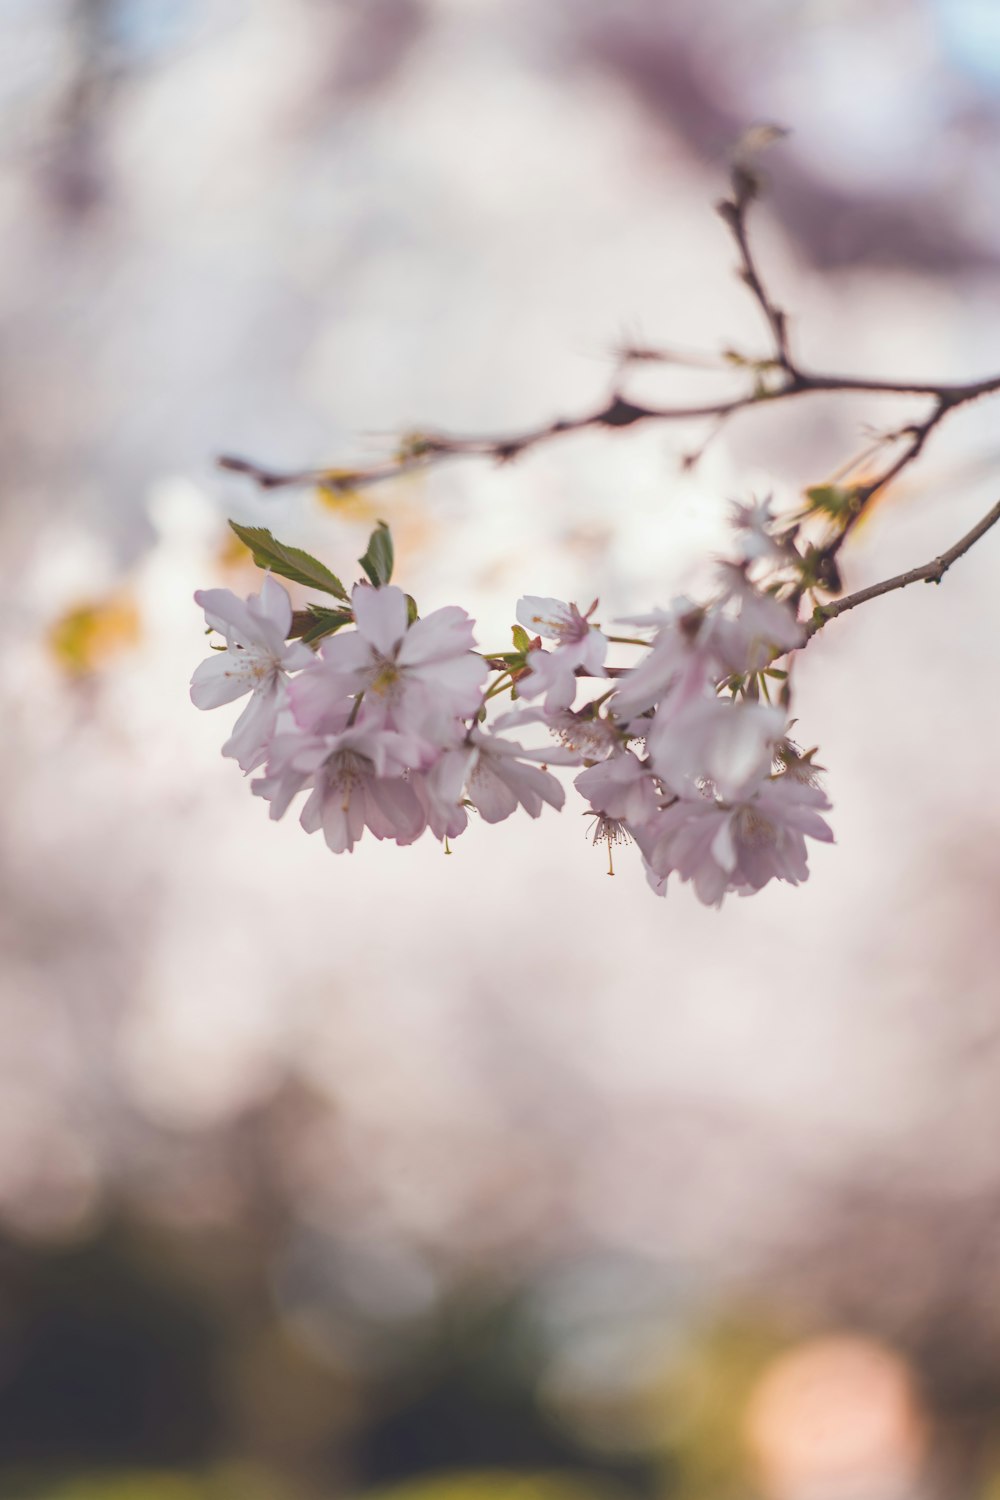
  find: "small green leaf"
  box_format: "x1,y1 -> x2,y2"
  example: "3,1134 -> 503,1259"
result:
358,521 -> 394,587
511,624 -> 532,653
228,521 -> 348,600
804,484 -> 858,518
405,593 -> 419,624
299,605 -> 354,645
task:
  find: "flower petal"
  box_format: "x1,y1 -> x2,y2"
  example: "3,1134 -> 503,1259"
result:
352,583 -> 409,657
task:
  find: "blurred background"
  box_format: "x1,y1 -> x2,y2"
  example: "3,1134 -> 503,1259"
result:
4,1 -> 1000,1496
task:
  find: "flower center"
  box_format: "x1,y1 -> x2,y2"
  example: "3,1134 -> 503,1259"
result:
368,654 -> 402,697
733,804 -> 776,849
326,749 -> 371,808
585,813 -> 632,876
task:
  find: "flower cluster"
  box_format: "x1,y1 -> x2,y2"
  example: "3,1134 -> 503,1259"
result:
191,510 -> 833,905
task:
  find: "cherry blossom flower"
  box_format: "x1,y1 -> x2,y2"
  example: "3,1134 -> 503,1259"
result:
645,697 -> 786,801
408,747 -> 474,842
586,813 -> 634,877
637,774 -> 834,906
190,514 -> 835,901
463,728 -> 568,824
494,704 -> 622,760
515,595 -> 607,711
714,562 -> 804,666
251,727 -> 335,821
291,583 -> 487,740
190,576 -> 314,770
728,495 -> 795,564
609,599 -> 723,722
575,749 -> 660,827
296,724 -> 429,854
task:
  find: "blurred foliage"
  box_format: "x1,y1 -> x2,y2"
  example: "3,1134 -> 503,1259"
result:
47,594 -> 141,676
0,1469 -> 632,1500
651,1317 -> 789,1500
0,1468 -> 302,1500
361,1471 -> 629,1500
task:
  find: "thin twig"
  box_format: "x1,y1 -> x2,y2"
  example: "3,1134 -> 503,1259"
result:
216,370 -> 1000,496
806,497 -> 1000,637
216,175 -> 1000,536
716,190 -> 796,373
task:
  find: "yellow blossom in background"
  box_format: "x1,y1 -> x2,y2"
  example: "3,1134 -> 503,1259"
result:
47,594 -> 142,677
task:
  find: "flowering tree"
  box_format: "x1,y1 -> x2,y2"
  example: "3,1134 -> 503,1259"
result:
192,161 -> 1000,906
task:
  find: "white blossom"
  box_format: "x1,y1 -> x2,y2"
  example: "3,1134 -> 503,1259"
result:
515,595 -> 607,712
637,774 -> 834,907
190,576 -> 314,771
291,583 -> 487,741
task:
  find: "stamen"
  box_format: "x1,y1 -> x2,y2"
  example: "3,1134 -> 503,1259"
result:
584,813 -> 633,876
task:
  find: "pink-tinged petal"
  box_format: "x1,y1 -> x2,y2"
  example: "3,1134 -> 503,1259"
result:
412,773 -> 469,841
190,653 -> 252,709
317,631 -> 376,674
321,795 -> 354,854
433,746 -> 476,804
466,759 -> 519,823
578,628 -> 608,676
495,758 -> 565,817
476,733 -> 579,766
398,606 -> 477,666
709,815 -> 738,873
288,662 -> 353,732
410,750 -> 471,841
252,768 -> 307,821
742,835 -> 804,890
706,705 -> 783,800
366,777 -> 426,844
222,684 -> 280,770
283,737 -> 334,775
785,806 -> 835,842
280,639 -> 318,673
352,583 -> 408,657
611,649 -> 684,720
517,652 -> 579,712
194,588 -> 259,645
693,858 -> 731,908
255,573 -> 293,635
516,596 -> 572,639
299,785 -> 324,836
245,604 -> 291,660
406,650 -> 488,698
576,751 -> 658,824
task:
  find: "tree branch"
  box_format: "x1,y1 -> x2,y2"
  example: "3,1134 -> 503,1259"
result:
216,171 -> 1000,590
806,497 -> 1000,637
716,187 -> 796,374
217,368 -> 1000,496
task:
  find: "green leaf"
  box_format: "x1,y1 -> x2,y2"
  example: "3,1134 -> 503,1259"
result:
229,521 -> 348,600
358,521 -> 394,587
300,605 -> 354,645
803,484 -> 857,519
511,624 -> 532,653
405,593 -> 419,624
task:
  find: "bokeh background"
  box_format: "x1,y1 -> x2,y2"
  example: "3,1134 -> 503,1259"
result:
4,1 -> 1000,1496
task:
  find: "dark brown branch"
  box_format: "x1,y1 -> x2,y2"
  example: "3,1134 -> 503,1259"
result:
806,497 -> 1000,637
716,191 -> 796,373
216,370 -> 1000,496
217,177 -> 1000,501
819,394 -> 960,567
217,452 -> 433,492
